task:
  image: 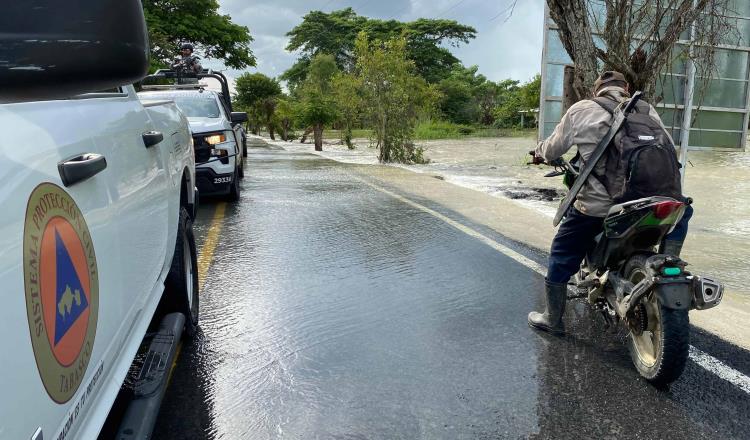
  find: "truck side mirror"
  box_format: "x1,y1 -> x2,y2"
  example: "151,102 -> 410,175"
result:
0,0 -> 150,103
231,112 -> 249,124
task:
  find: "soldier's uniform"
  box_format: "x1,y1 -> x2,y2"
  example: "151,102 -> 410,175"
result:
172,54 -> 202,76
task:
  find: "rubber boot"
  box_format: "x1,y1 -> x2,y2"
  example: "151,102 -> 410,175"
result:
660,239 -> 684,257
528,281 -> 568,335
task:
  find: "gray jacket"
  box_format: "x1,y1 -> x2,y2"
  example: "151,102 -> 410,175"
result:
535,86 -> 672,218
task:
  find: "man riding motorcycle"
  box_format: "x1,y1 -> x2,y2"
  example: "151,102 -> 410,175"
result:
528,70 -> 692,335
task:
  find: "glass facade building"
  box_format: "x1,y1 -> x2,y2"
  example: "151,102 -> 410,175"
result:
539,2 -> 750,150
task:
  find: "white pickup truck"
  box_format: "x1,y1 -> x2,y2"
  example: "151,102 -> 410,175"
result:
0,1 -> 199,439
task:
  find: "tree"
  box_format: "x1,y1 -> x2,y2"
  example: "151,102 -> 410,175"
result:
297,54 -> 340,151
235,73 -> 282,139
143,0 -> 255,70
437,65 -> 494,125
331,73 -> 364,149
493,76 -> 541,128
282,8 -> 476,87
546,0 -> 737,100
273,98 -> 298,142
354,34 -> 439,163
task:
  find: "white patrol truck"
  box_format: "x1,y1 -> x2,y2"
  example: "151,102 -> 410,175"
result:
139,71 -> 248,202
0,1 -> 199,439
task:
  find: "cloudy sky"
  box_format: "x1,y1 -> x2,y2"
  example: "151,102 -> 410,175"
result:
207,0 -> 545,86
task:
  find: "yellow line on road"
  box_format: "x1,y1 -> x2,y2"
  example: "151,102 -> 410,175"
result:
197,202 -> 226,292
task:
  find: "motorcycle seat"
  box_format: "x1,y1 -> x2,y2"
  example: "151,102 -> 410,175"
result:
607,196 -> 678,216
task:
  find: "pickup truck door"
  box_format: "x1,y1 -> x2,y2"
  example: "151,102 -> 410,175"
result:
0,98 -> 122,439
79,87 -> 171,316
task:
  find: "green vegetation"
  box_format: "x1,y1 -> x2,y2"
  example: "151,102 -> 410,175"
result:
297,54 -> 340,151
351,34 -> 438,163
282,8 -> 476,88
414,121 -> 536,140
142,0 -> 255,70
235,8 -> 541,163
235,73 -> 282,139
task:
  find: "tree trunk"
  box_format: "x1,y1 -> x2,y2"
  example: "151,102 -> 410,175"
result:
281,121 -> 289,141
300,126 -> 313,143
313,123 -> 323,151
547,0 -> 604,99
269,127 -> 276,140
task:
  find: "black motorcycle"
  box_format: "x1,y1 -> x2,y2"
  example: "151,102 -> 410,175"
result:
538,157 -> 723,385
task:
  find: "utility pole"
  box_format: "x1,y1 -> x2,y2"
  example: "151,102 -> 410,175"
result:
678,0 -> 698,186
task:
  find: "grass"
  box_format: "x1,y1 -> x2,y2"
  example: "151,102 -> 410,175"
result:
318,122 -> 537,143
413,120 -> 536,140
323,129 -> 374,140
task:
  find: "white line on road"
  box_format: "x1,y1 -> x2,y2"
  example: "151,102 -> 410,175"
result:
358,176 -> 750,394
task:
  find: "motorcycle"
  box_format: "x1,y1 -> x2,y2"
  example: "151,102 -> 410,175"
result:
533,155 -> 723,385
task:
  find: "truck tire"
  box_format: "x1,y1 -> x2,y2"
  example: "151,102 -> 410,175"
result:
243,136 -> 248,157
624,253 -> 689,386
164,207 -> 199,338
227,167 -> 241,202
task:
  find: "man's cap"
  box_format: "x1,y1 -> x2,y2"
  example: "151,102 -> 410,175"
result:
594,71 -> 627,91
180,43 -> 194,51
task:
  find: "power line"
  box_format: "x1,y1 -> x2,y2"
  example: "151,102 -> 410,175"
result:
489,0 -> 517,22
436,0 -> 472,19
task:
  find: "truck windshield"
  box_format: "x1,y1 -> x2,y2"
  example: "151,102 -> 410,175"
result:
170,97 -> 221,118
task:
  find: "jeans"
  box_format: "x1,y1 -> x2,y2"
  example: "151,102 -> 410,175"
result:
546,205 -> 694,285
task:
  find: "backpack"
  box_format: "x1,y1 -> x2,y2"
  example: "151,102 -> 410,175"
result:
592,97 -> 684,204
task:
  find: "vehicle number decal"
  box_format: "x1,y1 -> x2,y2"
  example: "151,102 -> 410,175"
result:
23,183 -> 99,404
214,177 -> 232,184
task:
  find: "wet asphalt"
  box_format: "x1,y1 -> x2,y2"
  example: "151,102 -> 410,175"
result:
152,146 -> 750,440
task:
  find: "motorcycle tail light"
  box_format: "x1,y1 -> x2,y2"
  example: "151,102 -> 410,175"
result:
653,201 -> 683,219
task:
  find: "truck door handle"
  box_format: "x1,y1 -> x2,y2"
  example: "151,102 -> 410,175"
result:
142,131 -> 164,148
58,153 -> 107,187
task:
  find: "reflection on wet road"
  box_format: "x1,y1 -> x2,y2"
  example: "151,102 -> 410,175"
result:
154,147 -> 750,439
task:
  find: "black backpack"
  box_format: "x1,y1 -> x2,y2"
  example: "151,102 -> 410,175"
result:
592,97 -> 684,204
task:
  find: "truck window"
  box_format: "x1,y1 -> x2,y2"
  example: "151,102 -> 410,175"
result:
170,97 -> 221,118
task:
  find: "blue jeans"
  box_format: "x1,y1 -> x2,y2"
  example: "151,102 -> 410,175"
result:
546,205 -> 694,284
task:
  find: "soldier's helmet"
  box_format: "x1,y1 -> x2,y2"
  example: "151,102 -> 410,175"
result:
180,43 -> 194,52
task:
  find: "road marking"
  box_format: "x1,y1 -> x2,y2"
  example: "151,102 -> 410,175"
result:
689,346 -> 750,394
197,202 -> 226,292
355,178 -> 548,276
358,176 -> 750,394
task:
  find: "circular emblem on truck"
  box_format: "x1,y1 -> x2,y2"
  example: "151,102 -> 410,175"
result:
23,183 -> 98,403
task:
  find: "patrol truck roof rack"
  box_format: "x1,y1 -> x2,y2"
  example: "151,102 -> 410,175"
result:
139,68 -> 234,112
140,83 -> 210,91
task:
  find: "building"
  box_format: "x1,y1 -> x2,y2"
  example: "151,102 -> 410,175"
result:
539,2 -> 750,151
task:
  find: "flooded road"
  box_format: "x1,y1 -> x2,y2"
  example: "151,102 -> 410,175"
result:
276,137 -> 750,297
153,146 -> 750,439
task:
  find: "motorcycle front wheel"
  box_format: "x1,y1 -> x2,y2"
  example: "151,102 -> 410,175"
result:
624,253 -> 690,386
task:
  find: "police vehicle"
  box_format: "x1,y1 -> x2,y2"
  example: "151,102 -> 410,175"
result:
0,1 -> 200,439
139,71 -> 248,202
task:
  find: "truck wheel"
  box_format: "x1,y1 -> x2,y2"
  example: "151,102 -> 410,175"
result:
164,207 -> 199,338
624,254 -> 689,386
243,136 -> 248,157
238,155 -> 245,180
227,167 -> 241,202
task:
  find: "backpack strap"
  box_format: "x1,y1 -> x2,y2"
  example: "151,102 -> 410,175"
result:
592,96 -> 618,114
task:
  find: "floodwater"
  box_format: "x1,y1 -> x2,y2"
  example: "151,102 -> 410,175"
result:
275,136 -> 750,296
151,146 -> 750,439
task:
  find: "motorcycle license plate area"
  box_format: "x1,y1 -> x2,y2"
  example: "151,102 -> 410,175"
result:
654,279 -> 693,310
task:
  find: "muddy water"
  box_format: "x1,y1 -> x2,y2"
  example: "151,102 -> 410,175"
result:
271,136 -> 750,296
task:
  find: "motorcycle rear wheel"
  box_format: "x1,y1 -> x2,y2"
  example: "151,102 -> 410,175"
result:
624,253 -> 690,386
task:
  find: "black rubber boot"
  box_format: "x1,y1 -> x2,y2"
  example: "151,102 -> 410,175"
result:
660,239 -> 684,257
528,281 -> 568,335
